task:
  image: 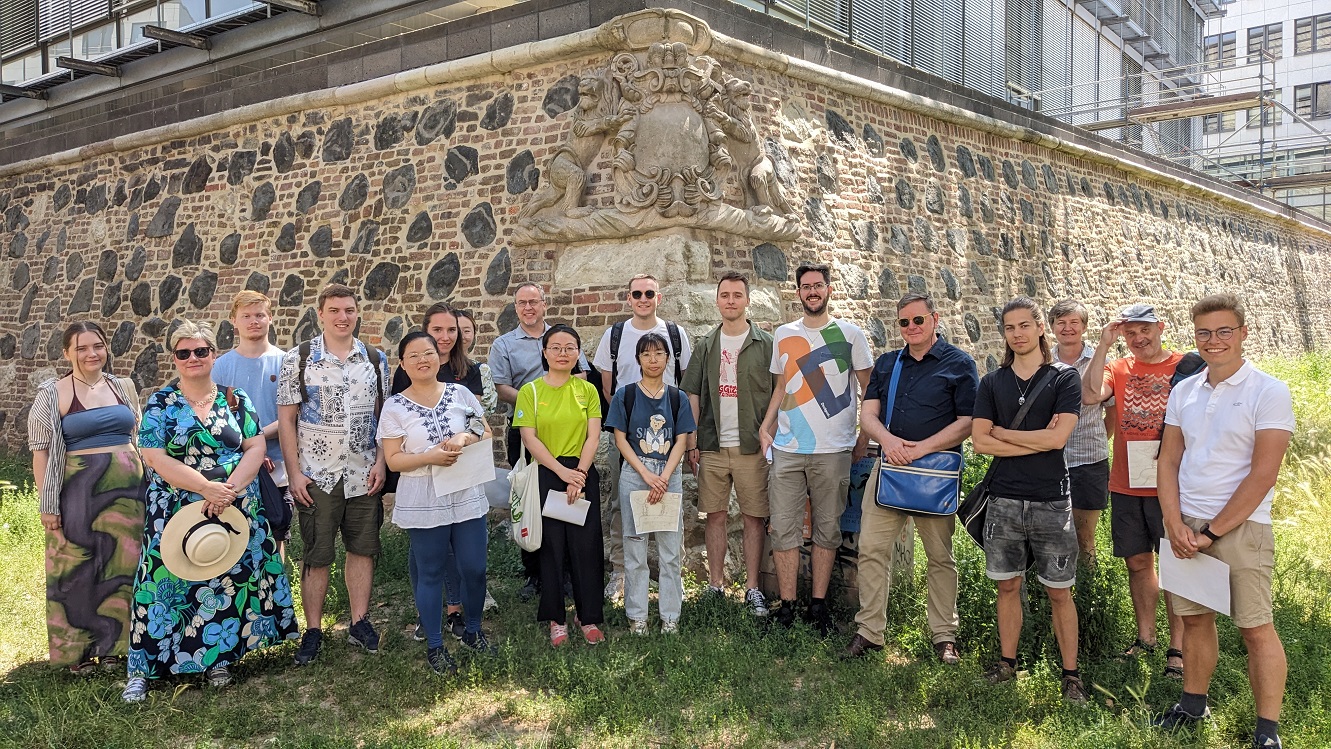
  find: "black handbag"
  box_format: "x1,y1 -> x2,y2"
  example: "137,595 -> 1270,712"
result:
224,387 -> 292,538
959,368 -> 1056,548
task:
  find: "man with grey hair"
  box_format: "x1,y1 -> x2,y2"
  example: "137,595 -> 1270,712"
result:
1049,299 -> 1113,561
843,292 -> 978,662
488,281 -> 590,600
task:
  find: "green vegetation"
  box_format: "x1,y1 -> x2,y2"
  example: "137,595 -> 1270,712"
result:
1,354 -> 1329,748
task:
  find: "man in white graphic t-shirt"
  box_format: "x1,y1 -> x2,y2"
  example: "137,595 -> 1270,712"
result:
681,271 -> 776,616
760,262 -> 873,635
593,273 -> 692,601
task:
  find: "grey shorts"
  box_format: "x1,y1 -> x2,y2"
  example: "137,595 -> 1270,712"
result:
984,496 -> 1078,588
768,449 -> 851,551
1110,492 -> 1164,558
1068,460 -> 1109,511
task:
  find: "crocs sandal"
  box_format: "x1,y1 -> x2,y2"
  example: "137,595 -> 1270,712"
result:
1163,648 -> 1184,680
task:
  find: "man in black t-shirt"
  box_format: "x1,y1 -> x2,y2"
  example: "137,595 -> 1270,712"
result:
971,296 -> 1088,705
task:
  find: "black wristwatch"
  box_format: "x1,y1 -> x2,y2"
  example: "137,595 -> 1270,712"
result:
1199,523 -> 1221,543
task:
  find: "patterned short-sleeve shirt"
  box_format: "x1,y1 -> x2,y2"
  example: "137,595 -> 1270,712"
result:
277,335 -> 391,497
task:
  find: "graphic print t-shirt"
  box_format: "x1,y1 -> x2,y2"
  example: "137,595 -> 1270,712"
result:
769,318 -> 873,454
717,330 -> 746,448
1103,352 -> 1182,496
604,385 -> 698,462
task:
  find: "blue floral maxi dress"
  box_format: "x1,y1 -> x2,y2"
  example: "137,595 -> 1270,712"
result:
128,385 -> 299,679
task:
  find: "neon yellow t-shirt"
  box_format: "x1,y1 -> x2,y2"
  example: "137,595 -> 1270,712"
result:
512,377 -> 602,458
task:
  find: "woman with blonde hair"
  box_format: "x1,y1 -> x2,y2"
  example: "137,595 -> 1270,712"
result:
122,320 -> 298,702
28,321 -> 147,673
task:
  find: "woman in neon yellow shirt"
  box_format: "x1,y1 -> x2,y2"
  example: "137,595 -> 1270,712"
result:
513,324 -> 605,646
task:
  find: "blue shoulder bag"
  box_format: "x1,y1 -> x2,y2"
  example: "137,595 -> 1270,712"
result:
874,353 -> 964,516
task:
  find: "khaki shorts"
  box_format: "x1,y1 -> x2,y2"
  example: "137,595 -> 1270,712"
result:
297,479 -> 383,568
697,447 -> 770,517
1172,515 -> 1274,628
769,449 -> 850,552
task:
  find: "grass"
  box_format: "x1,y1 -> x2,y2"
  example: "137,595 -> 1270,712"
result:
1,353 -> 1330,748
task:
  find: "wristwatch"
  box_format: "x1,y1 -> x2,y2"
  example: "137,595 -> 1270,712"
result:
1198,523 -> 1221,543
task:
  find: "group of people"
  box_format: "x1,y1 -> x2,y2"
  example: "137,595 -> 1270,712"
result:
27,264 -> 1292,748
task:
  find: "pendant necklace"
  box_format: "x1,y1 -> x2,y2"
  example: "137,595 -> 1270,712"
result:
640,382 -> 665,399
1016,376 -> 1033,406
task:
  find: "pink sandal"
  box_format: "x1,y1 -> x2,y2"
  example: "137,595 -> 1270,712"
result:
549,622 -> 568,647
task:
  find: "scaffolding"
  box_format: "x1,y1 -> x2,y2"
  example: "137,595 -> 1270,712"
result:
1033,50 -> 1331,218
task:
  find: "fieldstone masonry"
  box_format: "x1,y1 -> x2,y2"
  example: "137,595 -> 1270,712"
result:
1,8 -> 1330,577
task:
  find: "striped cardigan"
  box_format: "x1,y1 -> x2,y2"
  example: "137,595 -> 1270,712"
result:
27,374 -> 141,515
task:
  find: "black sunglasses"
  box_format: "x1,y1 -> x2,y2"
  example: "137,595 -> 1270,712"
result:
630,289 -> 657,300
173,346 -> 213,361
897,315 -> 929,328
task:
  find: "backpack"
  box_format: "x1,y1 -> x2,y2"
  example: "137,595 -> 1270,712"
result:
601,320 -> 683,432
615,383 -> 685,460
297,339 -> 385,416
1170,351 -> 1207,388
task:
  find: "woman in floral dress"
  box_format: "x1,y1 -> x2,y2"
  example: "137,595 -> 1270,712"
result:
122,321 -> 298,702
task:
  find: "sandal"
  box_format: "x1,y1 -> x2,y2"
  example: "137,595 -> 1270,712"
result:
1163,648 -> 1184,680
99,655 -> 124,673
67,659 -> 97,675
1119,638 -> 1157,659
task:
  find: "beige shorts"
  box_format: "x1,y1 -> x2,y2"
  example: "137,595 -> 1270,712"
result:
697,447 -> 770,517
1172,515 -> 1275,628
769,449 -> 851,552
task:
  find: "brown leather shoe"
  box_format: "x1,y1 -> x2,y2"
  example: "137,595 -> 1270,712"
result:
934,641 -> 960,665
839,633 -> 884,660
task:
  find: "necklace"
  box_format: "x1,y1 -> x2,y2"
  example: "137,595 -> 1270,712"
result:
639,381 -> 665,399
186,385 -> 218,408
71,374 -> 102,390
1015,374 -> 1034,406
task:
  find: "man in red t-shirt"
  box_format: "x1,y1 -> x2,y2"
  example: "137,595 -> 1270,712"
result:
1083,303 -> 1185,679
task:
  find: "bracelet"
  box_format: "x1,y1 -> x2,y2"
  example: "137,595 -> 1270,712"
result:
1199,523 -> 1221,542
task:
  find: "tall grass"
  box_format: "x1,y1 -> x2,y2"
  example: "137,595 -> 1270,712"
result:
0,354 -> 1328,748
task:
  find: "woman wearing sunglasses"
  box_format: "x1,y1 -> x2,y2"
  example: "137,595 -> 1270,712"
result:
514,324 -> 605,646
28,322 -> 147,674
122,321 -> 298,702
378,331 -> 494,674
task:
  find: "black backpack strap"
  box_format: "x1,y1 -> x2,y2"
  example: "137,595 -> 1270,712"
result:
667,384 -> 681,423
622,380 -> 637,430
608,320 -> 624,397
666,321 -> 683,384
297,341 -> 312,404
361,340 -> 385,417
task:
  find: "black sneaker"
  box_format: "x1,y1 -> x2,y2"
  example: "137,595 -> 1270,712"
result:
983,660 -> 1017,684
1152,703 -> 1211,731
348,617 -> 380,653
447,611 -> 466,640
426,646 -> 457,675
412,624 -> 426,643
773,600 -> 796,628
806,601 -> 835,638
1253,733 -> 1282,748
460,630 -> 497,656
293,628 -> 323,666
518,577 -> 539,602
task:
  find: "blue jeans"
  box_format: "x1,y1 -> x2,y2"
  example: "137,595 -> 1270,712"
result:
408,543 -> 463,614
619,459 -> 683,624
406,516 -> 488,648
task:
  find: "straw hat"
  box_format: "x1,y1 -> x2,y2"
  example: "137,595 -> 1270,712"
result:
160,502 -> 250,582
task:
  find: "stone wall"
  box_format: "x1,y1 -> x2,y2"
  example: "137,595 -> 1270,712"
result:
1,7 -> 1330,451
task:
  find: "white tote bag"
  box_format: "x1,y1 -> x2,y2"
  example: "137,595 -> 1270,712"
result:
508,382 -> 543,552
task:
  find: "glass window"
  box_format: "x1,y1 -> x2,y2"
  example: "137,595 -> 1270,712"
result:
1246,90 -> 1282,128
1247,23 -> 1281,61
119,6 -> 160,45
1202,111 -> 1235,134
210,0 -> 260,17
158,0 -> 207,30
1294,82 -> 1331,120
1295,14 -> 1331,55
1203,31 -> 1236,68
1,51 -> 43,85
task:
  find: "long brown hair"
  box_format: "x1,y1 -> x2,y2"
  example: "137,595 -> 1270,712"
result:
62,321 -> 112,377
420,302 -> 468,380
999,296 -> 1052,368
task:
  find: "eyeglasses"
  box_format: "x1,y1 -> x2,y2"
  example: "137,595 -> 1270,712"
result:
173,346 -> 213,361
545,345 -> 579,355
630,289 -> 657,300
638,350 -> 668,360
898,315 -> 930,328
1195,327 -> 1238,342
515,299 -> 544,308
798,282 -> 828,293
403,351 -> 439,363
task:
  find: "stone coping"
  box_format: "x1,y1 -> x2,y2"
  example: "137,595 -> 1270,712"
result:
2,7 -> 1327,240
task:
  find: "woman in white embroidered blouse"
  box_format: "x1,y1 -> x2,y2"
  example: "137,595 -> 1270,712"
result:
376,331 -> 494,675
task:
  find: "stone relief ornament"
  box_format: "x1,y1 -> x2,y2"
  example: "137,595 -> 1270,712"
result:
513,9 -> 800,246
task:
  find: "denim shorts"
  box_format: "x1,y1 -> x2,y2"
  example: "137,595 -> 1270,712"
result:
983,495 -> 1078,588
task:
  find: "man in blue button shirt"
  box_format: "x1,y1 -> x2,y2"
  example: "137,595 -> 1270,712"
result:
843,292 -> 978,663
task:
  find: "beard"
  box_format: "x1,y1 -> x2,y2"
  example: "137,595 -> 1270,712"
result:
800,296 -> 827,317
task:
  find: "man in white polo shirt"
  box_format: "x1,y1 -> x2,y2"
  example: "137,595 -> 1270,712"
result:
1154,293 -> 1294,749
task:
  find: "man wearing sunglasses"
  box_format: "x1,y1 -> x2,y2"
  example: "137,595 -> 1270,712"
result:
1082,302 -> 1185,678
844,292 -> 977,663
593,273 -> 692,602
760,263 -> 873,634
1155,293 -> 1292,749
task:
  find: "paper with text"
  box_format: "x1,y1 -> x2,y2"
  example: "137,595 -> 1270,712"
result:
1159,538 -> 1231,616
1126,440 -> 1160,489
431,438 -> 497,497
541,490 -> 591,526
629,490 -> 682,533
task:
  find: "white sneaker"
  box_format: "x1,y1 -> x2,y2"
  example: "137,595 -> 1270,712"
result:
661,619 -> 679,635
745,588 -> 770,617
629,619 -> 648,635
122,676 -> 149,703
603,571 -> 625,602
483,588 -> 498,612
